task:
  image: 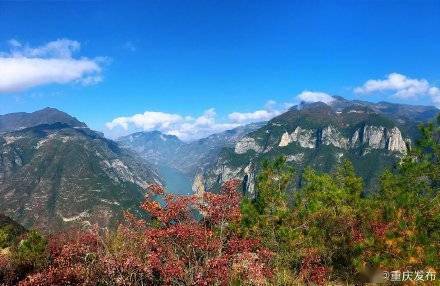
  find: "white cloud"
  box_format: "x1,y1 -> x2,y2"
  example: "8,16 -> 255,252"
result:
228,100 -> 285,124
429,87 -> 440,107
0,39 -> 103,93
106,109 -> 240,141
354,73 -> 440,102
105,102 -> 285,141
229,109 -> 281,124
106,111 -> 183,131
355,73 -> 424,98
297,91 -> 335,104
9,38 -> 81,58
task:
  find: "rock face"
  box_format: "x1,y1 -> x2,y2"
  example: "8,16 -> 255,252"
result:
361,126 -> 386,149
286,153 -> 304,163
242,163 -> 256,196
386,127 -> 407,153
291,127 -> 316,148
234,137 -> 263,154
321,126 -> 349,149
0,123 -> 161,231
278,127 -> 317,149
277,125 -> 407,154
278,132 -> 292,147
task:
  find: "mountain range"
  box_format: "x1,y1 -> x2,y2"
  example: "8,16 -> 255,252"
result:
0,97 -> 438,231
0,109 -> 160,231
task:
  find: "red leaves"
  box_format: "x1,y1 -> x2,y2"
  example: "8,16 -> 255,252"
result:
147,184 -> 165,195
349,220 -> 365,244
199,178 -> 242,225
0,254 -> 7,270
9,180 -> 273,285
134,179 -> 272,285
370,221 -> 389,239
19,265 -> 88,286
226,237 -> 260,254
141,194 -> 196,224
299,249 -> 330,286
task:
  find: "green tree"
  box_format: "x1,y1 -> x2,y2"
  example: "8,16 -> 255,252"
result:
291,160 -> 367,283
12,230 -> 48,269
0,227 -> 13,249
366,115 -> 440,270
240,156 -> 297,283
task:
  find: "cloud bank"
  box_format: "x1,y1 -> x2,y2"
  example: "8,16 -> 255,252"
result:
0,39 -> 103,93
105,101 -> 289,141
106,108 -> 239,141
354,73 -> 440,107
228,101 -> 283,124
105,91 -> 341,141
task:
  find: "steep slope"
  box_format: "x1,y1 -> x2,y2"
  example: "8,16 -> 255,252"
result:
198,99 -> 438,195
0,108 -> 86,133
0,123 -> 161,231
175,122 -> 266,173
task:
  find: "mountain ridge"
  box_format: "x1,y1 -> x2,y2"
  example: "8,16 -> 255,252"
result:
0,122 -> 161,231
196,97 -> 438,195
0,107 -> 87,133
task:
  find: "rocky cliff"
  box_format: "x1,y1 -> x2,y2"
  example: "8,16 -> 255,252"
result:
275,124 -> 407,153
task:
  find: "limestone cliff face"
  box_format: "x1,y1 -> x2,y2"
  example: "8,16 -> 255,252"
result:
243,163 -> 256,196
386,127 -> 407,153
321,126 -> 349,149
290,127 -> 316,148
277,125 -> 408,154
278,127 -> 316,148
234,137 -> 263,154
279,132 -> 292,147
360,126 -> 387,149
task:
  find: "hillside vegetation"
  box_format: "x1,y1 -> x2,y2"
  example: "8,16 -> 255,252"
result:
0,115 -> 439,285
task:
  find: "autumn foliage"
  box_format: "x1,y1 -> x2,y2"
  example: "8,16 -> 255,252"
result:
4,179 -> 273,286
1,116 -> 439,285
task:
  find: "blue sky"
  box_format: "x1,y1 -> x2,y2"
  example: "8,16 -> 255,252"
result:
0,1 -> 439,140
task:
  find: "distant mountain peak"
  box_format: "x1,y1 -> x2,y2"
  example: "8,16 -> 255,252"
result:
119,130 -> 182,143
0,107 -> 87,133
